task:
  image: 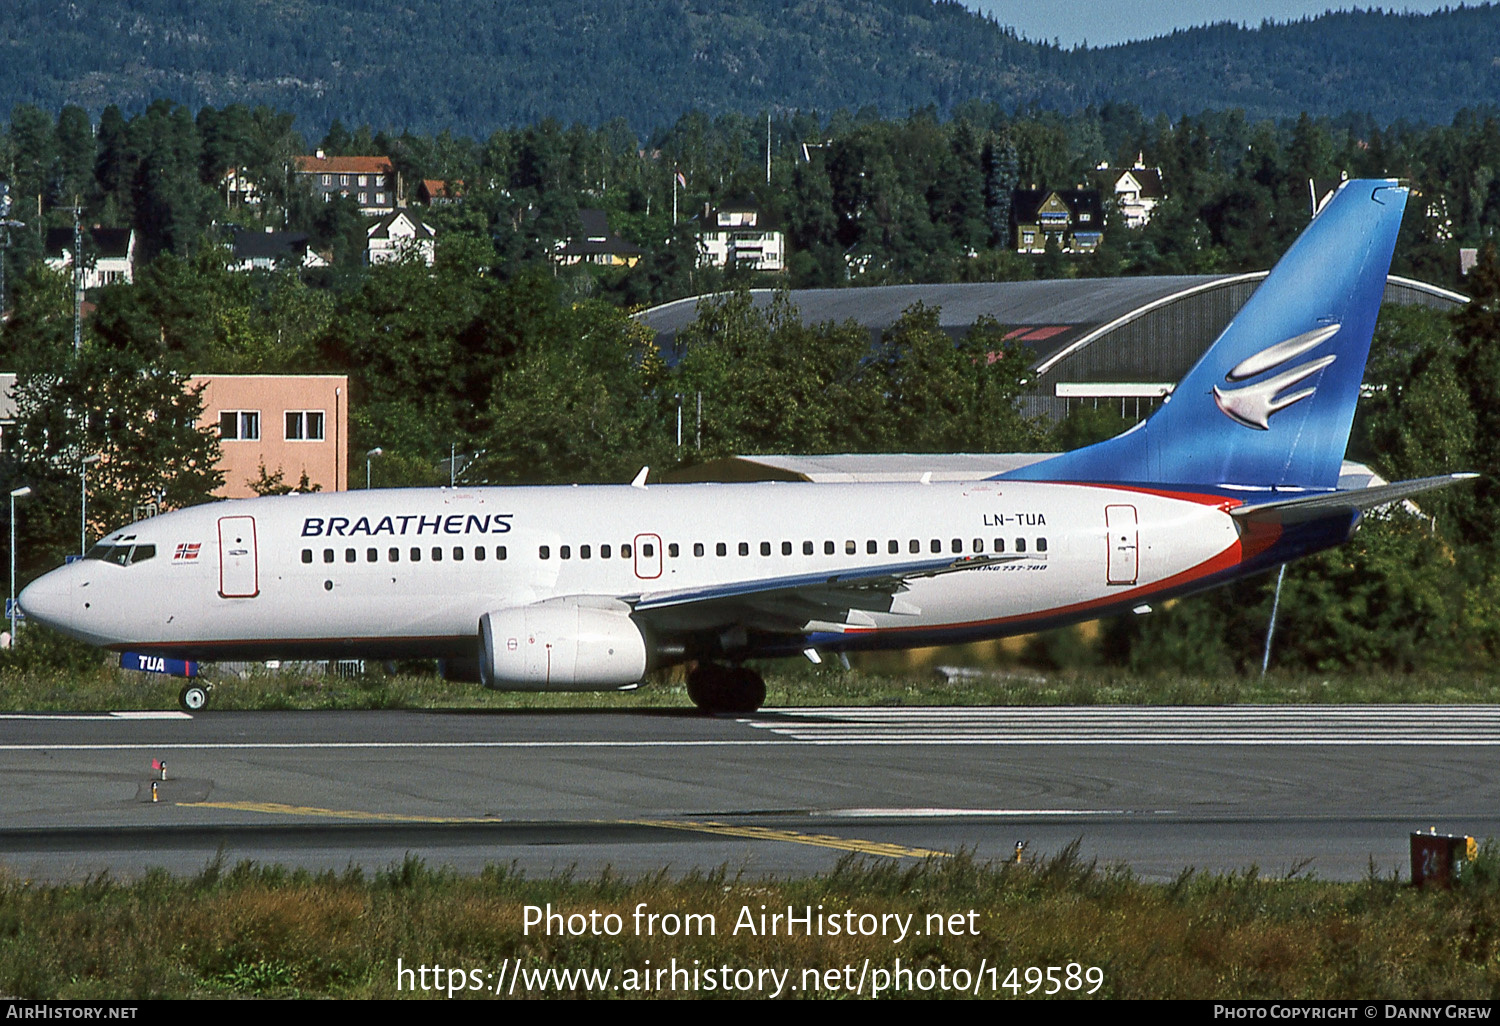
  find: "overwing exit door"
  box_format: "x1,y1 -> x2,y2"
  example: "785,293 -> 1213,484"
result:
1105,504 -> 1138,586
218,516 -> 259,598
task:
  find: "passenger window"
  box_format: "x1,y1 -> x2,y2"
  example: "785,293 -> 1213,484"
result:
475,546 -> 485,561
367,548 -> 378,562
738,542 -> 749,557
717,542 -> 727,557
760,542 -> 771,556
782,541 -> 792,556
803,541 -> 814,555
621,544 -> 632,558
824,541 -> 835,555
496,546 -> 507,560
432,547 -> 443,561
888,540 -> 898,554
668,543 -> 679,558
600,544 -> 611,559
973,539 -> 983,553
389,548 -> 400,562
866,540 -> 877,555
845,540 -> 856,555
411,547 -> 422,562
580,544 -> 591,559
559,545 -> 570,559
1015,538 -> 1027,553
302,549 -> 313,564
345,548 -> 356,563
643,543 -> 655,558
930,539 -> 941,553
1037,538 -> 1048,552
950,539 -> 962,554
453,546 -> 464,561
994,538 -> 1005,552
910,539 -> 920,554
694,542 -> 705,557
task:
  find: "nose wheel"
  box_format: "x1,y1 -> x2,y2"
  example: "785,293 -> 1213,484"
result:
686,664 -> 765,714
178,683 -> 210,713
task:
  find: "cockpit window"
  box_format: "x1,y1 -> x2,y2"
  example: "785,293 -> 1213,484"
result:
84,543 -> 157,566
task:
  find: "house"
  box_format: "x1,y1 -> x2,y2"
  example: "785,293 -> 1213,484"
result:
228,228 -> 329,272
294,152 -> 402,215
1011,188 -> 1104,254
1097,158 -> 1165,229
43,227 -> 137,288
220,167 -> 263,207
554,209 -> 643,268
696,198 -> 786,272
365,210 -> 437,266
0,372 -> 14,454
417,179 -> 463,205
193,375 -> 350,497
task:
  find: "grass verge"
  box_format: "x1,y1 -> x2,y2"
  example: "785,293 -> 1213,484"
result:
3,844 -> 1499,999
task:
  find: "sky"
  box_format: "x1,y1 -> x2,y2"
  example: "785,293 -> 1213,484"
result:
960,1 -> 1456,48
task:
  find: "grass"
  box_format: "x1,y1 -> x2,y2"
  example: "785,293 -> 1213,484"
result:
2,658 -> 1500,712
2,844 -> 1499,998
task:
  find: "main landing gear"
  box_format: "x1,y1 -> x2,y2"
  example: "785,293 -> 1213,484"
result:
686,663 -> 766,714
178,682 -> 211,713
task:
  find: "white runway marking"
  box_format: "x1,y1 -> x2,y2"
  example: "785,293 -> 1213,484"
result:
0,711 -> 190,721
1,707 -> 1498,749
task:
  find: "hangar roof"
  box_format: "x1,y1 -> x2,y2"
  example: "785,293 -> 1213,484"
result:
637,276 -> 1229,364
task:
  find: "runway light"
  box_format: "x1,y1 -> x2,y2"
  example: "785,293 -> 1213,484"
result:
151,781 -> 158,803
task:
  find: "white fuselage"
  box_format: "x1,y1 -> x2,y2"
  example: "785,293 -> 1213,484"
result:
20,480 -> 1242,670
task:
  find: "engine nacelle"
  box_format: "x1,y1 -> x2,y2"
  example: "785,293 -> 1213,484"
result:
479,600 -> 648,690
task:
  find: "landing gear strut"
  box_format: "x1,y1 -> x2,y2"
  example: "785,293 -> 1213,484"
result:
686,663 -> 766,714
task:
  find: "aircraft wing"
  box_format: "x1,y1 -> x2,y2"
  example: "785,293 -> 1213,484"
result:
629,553 -> 1020,633
1230,473 -> 1477,525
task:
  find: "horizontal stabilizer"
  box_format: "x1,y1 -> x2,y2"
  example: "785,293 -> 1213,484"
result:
1231,473 -> 1477,524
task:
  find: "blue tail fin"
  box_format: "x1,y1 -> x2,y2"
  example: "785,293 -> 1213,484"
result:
1003,179 -> 1409,491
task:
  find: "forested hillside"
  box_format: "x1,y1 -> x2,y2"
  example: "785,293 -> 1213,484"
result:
1,1 -> 1498,134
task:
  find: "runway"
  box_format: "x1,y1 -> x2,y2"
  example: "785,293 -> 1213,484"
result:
1,705 -> 1496,882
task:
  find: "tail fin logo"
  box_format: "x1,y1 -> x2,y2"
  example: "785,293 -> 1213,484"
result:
1212,324 -> 1341,431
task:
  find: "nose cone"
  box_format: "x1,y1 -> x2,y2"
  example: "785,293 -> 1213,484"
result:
19,567 -> 76,634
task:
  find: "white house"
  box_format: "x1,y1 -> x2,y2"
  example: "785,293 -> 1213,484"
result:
365,211 -> 437,267
696,199 -> 785,272
44,227 -> 137,288
1097,159 -> 1166,229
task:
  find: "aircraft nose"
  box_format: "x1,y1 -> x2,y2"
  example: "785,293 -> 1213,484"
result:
18,568 -> 73,631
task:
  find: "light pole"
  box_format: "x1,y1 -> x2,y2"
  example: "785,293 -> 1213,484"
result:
80,454 -> 100,555
9,485 -> 31,641
365,447 -> 383,489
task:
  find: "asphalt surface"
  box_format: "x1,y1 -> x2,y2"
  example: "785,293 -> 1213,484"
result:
1,705 -> 1497,882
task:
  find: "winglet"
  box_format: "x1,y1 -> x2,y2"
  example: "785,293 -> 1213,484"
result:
630,466 -> 650,489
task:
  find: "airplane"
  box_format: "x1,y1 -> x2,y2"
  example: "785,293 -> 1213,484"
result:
18,178 -> 1474,714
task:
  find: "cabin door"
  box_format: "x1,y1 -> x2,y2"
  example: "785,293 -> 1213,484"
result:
218,516 -> 260,598
1105,504 -> 1138,586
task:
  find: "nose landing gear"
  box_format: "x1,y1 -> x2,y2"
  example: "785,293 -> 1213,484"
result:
685,663 -> 766,714
178,682 -> 211,712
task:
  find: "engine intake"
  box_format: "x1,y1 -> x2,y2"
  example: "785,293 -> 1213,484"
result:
479,600 -> 648,690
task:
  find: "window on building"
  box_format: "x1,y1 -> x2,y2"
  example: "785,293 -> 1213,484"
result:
218,410 -> 260,440
284,410 -> 325,441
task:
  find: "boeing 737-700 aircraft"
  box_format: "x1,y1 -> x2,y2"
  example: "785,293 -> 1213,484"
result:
18,179 -> 1474,712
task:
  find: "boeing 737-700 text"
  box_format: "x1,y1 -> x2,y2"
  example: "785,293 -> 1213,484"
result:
18,179 -> 1473,712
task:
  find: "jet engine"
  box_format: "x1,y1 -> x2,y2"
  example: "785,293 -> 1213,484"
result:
479,599 -> 648,690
